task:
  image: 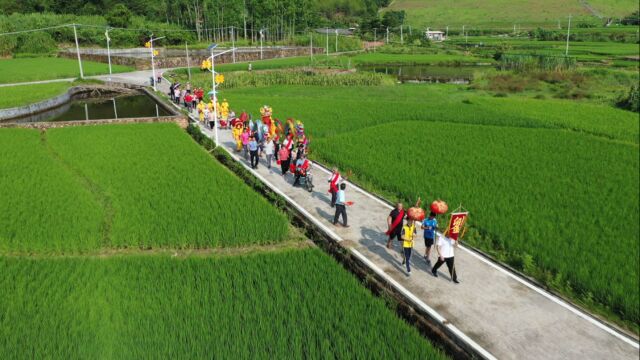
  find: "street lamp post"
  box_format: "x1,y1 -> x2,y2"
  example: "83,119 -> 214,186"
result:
105,28 -> 112,81
149,34 -> 165,91
259,29 -> 265,60
207,45 -> 236,148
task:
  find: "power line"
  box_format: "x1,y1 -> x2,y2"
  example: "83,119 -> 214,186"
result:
0,24 -> 72,37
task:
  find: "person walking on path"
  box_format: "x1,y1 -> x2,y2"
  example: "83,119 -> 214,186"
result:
264,136 -> 275,169
432,233 -> 459,283
328,168 -> 345,208
278,144 -> 290,178
332,183 -> 349,227
401,219 -> 417,274
386,203 -> 405,249
249,136 -> 259,169
241,129 -> 250,160
421,212 -> 438,264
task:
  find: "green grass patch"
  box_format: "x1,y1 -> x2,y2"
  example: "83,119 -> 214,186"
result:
386,0 -> 636,28
0,82 -> 71,109
0,123 -> 289,253
0,57 -> 133,84
0,249 -> 446,359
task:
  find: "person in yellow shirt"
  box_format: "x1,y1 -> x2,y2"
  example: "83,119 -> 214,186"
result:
220,99 -> 229,120
196,100 -> 205,120
401,219 -> 417,274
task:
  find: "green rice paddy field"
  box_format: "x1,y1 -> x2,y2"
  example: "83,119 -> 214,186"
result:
0,57 -> 133,84
224,83 -> 640,327
0,123 -> 445,358
0,249 -> 444,358
0,123 -> 289,253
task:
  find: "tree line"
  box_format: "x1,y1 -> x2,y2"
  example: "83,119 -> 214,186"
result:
0,0 -> 395,42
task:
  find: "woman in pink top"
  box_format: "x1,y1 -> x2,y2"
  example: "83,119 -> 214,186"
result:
278,144 -> 290,177
241,129 -> 250,160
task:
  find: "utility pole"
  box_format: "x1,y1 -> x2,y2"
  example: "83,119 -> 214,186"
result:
565,15 -> 572,56
105,28 -> 112,81
326,27 -> 329,56
386,27 -> 389,43
373,28 -> 377,52
231,27 -> 236,63
310,31 -> 313,60
185,42 -> 191,80
259,29 -> 264,60
73,24 -> 84,79
400,25 -> 403,44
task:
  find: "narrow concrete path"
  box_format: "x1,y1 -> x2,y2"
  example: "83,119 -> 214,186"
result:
0,78 -> 74,87
156,77 -> 638,359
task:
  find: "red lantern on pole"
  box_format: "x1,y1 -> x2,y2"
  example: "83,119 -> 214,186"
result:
430,200 -> 448,215
407,198 -> 426,221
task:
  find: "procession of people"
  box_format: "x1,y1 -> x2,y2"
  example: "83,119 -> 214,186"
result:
168,78 -> 463,284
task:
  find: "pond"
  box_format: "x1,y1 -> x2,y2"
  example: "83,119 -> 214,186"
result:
358,64 -> 483,84
10,94 -> 172,123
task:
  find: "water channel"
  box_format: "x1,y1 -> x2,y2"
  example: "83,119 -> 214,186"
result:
7,94 -> 171,124
358,64 -> 484,84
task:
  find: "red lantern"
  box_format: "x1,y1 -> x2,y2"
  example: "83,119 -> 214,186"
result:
430,200 -> 448,215
407,198 -> 426,221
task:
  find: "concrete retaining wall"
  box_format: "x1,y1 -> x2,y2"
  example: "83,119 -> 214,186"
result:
59,47 -> 325,70
0,84 -> 183,128
0,116 -> 188,130
0,90 -> 72,121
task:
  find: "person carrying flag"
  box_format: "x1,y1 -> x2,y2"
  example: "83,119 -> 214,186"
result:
327,168 -> 344,208
386,203 -> 405,249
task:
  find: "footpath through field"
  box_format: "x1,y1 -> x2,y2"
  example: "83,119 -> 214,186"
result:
145,74 -> 637,360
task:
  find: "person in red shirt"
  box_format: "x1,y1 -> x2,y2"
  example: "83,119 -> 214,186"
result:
184,93 -> 192,111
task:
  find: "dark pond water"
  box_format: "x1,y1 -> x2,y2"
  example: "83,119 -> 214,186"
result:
11,94 -> 172,123
358,64 -> 481,84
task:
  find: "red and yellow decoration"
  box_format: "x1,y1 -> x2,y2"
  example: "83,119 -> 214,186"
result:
446,212 -> 468,241
407,198 -> 426,221
430,200 -> 448,214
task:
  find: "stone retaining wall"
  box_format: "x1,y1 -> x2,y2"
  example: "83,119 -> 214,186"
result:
59,47 -> 325,70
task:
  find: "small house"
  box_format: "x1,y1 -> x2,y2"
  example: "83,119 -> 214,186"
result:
425,30 -> 446,42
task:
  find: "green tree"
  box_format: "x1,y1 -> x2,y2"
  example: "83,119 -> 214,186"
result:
381,10 -> 404,28
106,3 -> 131,28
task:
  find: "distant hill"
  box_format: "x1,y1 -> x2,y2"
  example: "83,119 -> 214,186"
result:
385,0 -> 639,30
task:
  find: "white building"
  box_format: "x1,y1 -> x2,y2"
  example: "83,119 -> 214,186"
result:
425,30 -> 446,42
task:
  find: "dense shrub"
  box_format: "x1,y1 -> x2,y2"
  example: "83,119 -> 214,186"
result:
15,31 -> 57,54
617,85 -> 639,112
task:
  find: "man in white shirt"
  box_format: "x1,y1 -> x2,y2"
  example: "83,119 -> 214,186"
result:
263,136 -> 275,169
431,234 -> 459,283
332,183 -> 349,228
